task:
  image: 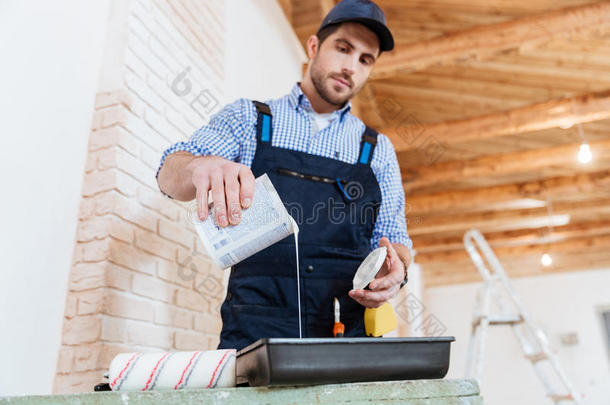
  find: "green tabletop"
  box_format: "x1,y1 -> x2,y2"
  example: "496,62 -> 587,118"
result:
0,379 -> 483,405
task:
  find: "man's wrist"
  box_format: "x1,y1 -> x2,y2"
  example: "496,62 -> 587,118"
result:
389,242 -> 411,289
398,256 -> 410,289
399,260 -> 409,288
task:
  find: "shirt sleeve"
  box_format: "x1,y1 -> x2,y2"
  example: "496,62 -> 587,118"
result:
370,134 -> 413,251
155,97 -> 252,181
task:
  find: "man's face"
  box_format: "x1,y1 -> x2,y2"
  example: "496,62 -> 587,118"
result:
309,22 -> 379,107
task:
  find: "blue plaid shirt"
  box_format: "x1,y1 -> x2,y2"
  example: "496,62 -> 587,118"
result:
157,82 -> 412,250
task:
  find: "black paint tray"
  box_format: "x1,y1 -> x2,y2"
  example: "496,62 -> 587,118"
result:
236,336 -> 455,387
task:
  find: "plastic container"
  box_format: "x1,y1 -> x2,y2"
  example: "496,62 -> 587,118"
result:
352,246 -> 387,290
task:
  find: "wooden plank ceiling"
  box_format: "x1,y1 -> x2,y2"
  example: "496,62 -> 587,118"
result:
279,0 -> 610,286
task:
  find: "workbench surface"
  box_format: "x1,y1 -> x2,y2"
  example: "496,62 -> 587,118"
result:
1,379 -> 483,404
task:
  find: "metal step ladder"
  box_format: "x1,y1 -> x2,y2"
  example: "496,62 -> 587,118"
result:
463,229 -> 582,404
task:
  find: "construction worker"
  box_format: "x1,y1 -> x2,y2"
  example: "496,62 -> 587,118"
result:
157,0 -> 412,351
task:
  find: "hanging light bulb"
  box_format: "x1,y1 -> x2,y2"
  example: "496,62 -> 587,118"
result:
577,142 -> 592,164
571,100 -> 592,164
541,253 -> 553,267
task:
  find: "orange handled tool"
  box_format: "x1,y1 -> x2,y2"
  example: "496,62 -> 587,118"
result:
333,297 -> 345,337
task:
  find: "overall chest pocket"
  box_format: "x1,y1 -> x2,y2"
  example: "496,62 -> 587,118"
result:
272,167 -> 377,251
276,168 -> 355,203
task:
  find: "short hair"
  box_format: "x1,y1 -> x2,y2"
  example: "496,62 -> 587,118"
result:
316,22 -> 382,57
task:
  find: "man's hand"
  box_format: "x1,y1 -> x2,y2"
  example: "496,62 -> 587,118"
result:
157,152 -> 255,227
348,237 -> 410,308
187,156 -> 255,227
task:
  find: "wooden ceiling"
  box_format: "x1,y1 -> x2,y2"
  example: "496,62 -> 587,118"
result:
278,0 -> 610,286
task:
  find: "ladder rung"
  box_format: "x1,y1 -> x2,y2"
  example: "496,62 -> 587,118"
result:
525,351 -> 548,362
472,314 -> 523,327
548,393 -> 574,402
489,315 -> 522,325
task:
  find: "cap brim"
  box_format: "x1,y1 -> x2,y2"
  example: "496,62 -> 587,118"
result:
342,17 -> 394,52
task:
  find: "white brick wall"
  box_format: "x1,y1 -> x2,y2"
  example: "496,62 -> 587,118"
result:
54,0 -> 226,393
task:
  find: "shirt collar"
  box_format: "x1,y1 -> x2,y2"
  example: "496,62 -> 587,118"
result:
289,82 -> 352,121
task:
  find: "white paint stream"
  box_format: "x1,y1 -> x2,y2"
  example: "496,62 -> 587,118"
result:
289,216 -> 302,339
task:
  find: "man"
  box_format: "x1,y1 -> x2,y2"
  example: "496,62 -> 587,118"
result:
157,0 -> 412,351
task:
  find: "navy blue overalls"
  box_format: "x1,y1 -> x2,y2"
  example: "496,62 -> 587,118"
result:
217,100 -> 382,351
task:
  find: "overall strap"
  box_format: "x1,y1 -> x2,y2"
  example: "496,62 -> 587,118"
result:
253,100 -> 273,144
358,126 -> 378,166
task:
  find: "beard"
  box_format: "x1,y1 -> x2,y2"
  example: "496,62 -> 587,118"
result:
310,58 -> 358,107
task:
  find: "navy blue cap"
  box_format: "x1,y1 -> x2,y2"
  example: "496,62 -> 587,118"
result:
317,0 -> 394,52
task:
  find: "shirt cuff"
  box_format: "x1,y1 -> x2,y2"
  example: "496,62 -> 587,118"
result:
370,232 -> 413,251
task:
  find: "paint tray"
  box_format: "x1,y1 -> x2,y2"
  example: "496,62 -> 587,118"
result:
235,336 -> 455,387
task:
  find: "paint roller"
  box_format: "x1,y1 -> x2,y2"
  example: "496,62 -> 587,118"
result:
104,349 -> 236,391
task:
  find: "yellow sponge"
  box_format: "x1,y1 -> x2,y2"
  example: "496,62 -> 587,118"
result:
364,302 -> 397,337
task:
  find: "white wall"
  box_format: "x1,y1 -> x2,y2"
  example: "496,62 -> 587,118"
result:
425,268 -> 610,405
0,0 -> 304,396
224,0 -> 307,103
0,0 -> 111,396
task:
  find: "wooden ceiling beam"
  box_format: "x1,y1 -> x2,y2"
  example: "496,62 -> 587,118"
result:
374,74 -> 561,103
381,0 -> 590,15
416,233 -> 610,264
414,219 -> 610,254
465,56 -> 610,88
420,63 -> 610,95
384,89 -> 610,153
371,2 -> 610,79
421,250 -> 610,287
404,138 -> 610,194
410,212 -> 570,237
319,0 -> 337,18
406,170 -> 610,216
408,198 -> 610,237
351,84 -> 386,128
373,81 -> 526,111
